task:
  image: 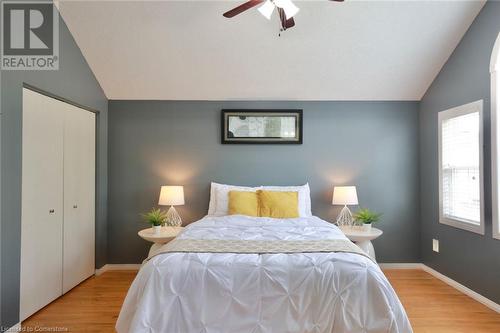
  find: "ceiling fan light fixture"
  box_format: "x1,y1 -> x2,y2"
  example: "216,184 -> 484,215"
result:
258,0 -> 275,20
275,0 -> 299,19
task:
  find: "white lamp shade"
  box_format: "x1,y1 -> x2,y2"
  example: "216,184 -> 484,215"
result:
332,186 -> 358,206
159,186 -> 185,206
258,0 -> 275,20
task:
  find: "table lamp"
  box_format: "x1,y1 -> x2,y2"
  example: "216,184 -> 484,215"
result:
332,186 -> 358,226
159,185 -> 184,227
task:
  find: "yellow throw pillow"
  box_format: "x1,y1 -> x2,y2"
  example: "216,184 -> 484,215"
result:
228,191 -> 259,217
258,190 -> 299,218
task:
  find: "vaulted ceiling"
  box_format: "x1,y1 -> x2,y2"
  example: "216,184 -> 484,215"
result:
58,0 -> 485,100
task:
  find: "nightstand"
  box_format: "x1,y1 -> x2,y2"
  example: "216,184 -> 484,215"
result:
138,226 -> 184,257
339,226 -> 383,261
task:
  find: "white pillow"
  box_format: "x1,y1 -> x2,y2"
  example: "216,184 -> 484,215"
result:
260,183 -> 312,217
208,182 -> 312,217
207,182 -> 218,215
209,182 -> 259,216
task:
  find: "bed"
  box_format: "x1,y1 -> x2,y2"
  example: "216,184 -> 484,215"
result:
116,214 -> 412,332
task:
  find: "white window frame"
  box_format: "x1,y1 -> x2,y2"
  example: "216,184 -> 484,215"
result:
438,100 -> 484,235
491,32 -> 500,240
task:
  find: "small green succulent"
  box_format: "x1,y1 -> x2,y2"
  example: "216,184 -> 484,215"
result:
353,208 -> 382,224
141,208 -> 167,226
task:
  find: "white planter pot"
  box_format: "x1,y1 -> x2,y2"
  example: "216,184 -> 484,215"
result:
152,225 -> 162,235
361,224 -> 372,232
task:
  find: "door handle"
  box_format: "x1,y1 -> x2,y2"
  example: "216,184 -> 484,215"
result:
49,209 -> 55,214
73,205 -> 78,209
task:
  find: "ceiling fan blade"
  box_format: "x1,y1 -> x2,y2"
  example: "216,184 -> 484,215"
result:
223,0 -> 264,18
278,7 -> 286,29
285,17 -> 295,29
277,7 -> 295,30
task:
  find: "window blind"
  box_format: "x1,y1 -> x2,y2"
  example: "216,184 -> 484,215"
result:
441,112 -> 480,224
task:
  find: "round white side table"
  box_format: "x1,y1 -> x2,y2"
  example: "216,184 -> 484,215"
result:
339,226 -> 383,261
138,226 -> 184,257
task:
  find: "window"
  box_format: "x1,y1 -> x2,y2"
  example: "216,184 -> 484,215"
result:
491,32 -> 500,240
438,100 -> 484,234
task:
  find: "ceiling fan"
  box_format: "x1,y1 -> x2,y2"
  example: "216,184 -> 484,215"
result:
223,0 -> 345,32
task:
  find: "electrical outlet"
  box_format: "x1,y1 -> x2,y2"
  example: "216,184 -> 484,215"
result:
432,239 -> 439,253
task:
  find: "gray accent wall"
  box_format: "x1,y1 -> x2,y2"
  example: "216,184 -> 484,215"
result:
108,100 -> 420,264
419,1 -> 500,303
0,11 -> 108,328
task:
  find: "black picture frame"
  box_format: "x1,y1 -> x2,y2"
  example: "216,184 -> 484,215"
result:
221,109 -> 303,144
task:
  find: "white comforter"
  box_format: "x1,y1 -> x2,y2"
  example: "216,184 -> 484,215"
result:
117,215 -> 412,333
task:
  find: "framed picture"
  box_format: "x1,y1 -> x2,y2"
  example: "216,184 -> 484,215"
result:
221,109 -> 303,144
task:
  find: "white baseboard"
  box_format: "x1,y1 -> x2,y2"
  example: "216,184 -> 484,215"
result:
95,264 -> 141,276
4,323 -> 21,332
379,263 -> 423,269
100,263 -> 422,272
421,265 -> 500,314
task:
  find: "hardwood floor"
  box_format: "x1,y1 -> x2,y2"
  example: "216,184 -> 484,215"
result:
385,269 -> 500,333
22,271 -> 136,333
21,269 -> 500,332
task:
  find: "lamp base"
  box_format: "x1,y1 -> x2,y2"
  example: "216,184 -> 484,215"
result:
165,206 -> 182,227
336,205 -> 354,227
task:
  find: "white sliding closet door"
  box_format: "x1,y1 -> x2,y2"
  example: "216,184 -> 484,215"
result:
21,87 -> 96,320
63,104 -> 95,293
21,89 -> 64,321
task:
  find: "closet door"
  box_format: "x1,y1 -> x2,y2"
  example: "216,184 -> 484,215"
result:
62,104 -> 96,293
21,89 -> 64,321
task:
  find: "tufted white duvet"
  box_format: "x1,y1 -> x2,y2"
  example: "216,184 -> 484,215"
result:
116,215 -> 412,333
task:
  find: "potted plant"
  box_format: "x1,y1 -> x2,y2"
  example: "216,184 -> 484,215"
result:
141,208 -> 167,234
353,208 -> 382,232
